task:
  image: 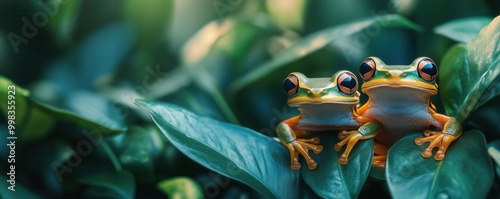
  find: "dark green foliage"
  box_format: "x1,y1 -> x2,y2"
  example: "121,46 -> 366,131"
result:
1,1 -> 499,198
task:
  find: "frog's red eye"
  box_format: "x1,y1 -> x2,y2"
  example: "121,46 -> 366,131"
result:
359,58 -> 376,80
337,72 -> 358,95
417,58 -> 438,82
283,74 -> 299,97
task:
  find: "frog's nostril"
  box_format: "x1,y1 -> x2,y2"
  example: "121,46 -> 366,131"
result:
387,70 -> 404,77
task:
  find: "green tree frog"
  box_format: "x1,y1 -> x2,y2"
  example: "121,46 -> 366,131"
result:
277,71 -> 381,170
335,57 -> 463,167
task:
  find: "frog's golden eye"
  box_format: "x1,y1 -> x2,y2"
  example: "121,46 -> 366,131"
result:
418,58 -> 438,82
283,74 -> 299,97
359,58 -> 376,80
337,72 -> 358,95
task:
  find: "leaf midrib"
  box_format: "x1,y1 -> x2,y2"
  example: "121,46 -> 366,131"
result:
144,104 -> 283,198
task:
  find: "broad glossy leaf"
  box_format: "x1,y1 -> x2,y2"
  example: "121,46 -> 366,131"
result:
434,17 -> 492,43
301,133 -> 373,198
78,169 -> 135,199
157,177 -> 203,199
0,76 -> 125,142
230,14 -> 422,93
119,126 -> 158,183
466,95 -> 500,137
387,131 -> 493,199
440,16 -> 500,122
135,100 -> 307,199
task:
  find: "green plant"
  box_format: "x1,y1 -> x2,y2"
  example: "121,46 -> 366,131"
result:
137,15 -> 500,199
1,1 -> 499,198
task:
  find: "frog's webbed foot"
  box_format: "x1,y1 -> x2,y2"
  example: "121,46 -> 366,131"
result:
414,131 -> 462,160
283,137 -> 323,170
334,130 -> 363,164
334,121 -> 380,165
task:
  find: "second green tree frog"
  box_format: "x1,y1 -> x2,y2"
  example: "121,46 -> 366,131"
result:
277,71 -> 381,170
335,57 -> 463,167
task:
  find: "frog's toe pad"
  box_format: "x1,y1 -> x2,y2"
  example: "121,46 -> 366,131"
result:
310,137 -> 320,144
434,151 -> 445,160
291,162 -> 301,170
313,145 -> 323,154
334,143 -> 343,152
338,156 -> 348,165
421,149 -> 433,158
307,161 -> 318,170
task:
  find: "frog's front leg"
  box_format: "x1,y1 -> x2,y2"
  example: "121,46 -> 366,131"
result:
414,113 -> 462,160
277,115 -> 323,170
334,119 -> 381,164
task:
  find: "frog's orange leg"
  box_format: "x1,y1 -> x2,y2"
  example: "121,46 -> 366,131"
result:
334,120 -> 381,164
372,141 -> 389,168
277,115 -> 323,170
414,110 -> 462,160
356,100 -> 371,115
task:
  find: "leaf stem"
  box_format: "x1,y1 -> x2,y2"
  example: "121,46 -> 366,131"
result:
101,139 -> 122,171
209,89 -> 240,125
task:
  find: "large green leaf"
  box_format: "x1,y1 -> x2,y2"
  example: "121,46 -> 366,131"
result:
387,131 -> 493,199
157,177 -> 203,199
229,14 -> 422,93
301,133 -> 373,198
0,76 -> 125,142
119,126 -> 160,183
440,16 -> 500,122
434,17 -> 492,43
135,100 -> 308,199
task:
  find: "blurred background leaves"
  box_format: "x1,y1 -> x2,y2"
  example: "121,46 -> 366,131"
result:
0,0 -> 499,198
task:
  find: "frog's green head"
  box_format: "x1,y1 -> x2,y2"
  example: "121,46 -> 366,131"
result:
282,70 -> 360,107
359,56 -> 438,95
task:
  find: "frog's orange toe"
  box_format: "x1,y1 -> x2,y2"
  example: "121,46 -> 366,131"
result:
310,137 -> 320,144
338,156 -> 348,165
291,162 -> 301,170
414,137 -> 423,145
313,145 -> 324,154
434,151 -> 445,160
334,143 -> 343,152
307,161 -> 318,170
421,149 -> 432,158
